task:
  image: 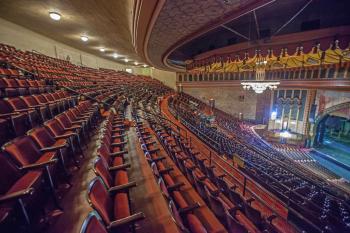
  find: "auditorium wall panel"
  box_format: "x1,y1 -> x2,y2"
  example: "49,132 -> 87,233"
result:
0,18 -> 150,75
150,68 -> 176,89
183,86 -> 258,120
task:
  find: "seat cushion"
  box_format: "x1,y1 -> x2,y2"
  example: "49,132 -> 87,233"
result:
113,192 -> 130,220
114,170 -> 128,186
6,170 -> 42,194
187,214 -> 208,233
36,152 -> 56,164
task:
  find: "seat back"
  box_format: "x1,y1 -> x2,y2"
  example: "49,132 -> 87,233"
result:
7,97 -> 28,110
96,144 -> 112,166
228,188 -> 243,206
168,200 -> 188,233
225,210 -> 248,233
0,153 -> 22,194
0,99 -> 14,114
93,158 -> 113,188
56,114 -> 72,128
3,136 -> 41,166
244,203 -> 262,226
28,127 -> 56,148
205,186 -> 225,218
80,211 -> 107,233
87,177 -> 113,225
44,119 -> 65,136
22,96 -> 39,107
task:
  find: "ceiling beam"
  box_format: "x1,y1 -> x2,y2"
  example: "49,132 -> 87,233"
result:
272,0 -> 313,37
253,10 -> 260,39
220,24 -> 250,41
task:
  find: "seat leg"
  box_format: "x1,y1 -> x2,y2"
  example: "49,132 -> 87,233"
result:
76,135 -> 85,158
44,166 -> 63,210
18,198 -> 31,226
68,137 -> 80,167
58,149 -> 71,184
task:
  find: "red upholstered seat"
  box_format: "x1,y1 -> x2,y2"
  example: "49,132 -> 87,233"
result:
80,211 -> 108,233
0,153 -> 43,229
87,177 -> 144,230
187,214 -> 208,233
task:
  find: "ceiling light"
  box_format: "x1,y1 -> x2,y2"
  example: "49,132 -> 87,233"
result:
134,62 -> 138,65
49,12 -> 61,21
99,48 -> 105,52
112,53 -> 119,58
124,58 -> 129,62
81,35 -> 89,42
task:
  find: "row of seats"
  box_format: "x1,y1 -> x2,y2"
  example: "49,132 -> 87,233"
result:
81,108 -> 145,233
145,107 -> 279,233
0,100 -> 99,232
132,108 -> 213,233
0,78 -> 55,97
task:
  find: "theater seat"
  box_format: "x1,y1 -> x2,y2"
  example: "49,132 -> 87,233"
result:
87,177 -> 144,231
2,136 -> 61,209
80,211 -> 108,233
0,153 -> 43,229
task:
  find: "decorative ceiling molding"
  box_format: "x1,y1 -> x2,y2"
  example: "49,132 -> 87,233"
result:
162,0 -> 275,71
147,0 -> 274,69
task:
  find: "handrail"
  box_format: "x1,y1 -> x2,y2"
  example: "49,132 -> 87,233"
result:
58,84 -> 112,107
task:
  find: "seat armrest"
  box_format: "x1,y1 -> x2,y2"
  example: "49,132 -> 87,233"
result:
54,133 -> 78,139
112,134 -> 126,139
40,143 -> 68,152
145,141 -> 156,146
108,212 -> 145,230
110,150 -> 128,157
109,181 -> 137,194
246,197 -> 255,204
109,163 -> 131,171
142,135 -> 152,140
0,188 -> 34,203
112,129 -> 124,133
167,182 -> 185,192
20,159 -> 58,171
159,167 -> 174,175
72,120 -> 86,124
148,148 -> 160,154
266,214 -> 277,223
152,156 -> 166,162
111,141 -> 127,147
64,125 -> 81,131
0,112 -> 19,118
179,202 -> 201,214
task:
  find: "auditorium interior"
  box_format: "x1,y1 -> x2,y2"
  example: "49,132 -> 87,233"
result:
1,0 -> 350,233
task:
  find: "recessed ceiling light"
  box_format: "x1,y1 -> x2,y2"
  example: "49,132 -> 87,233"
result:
49,12 -> 61,21
81,35 -> 89,42
124,58 -> 129,62
99,48 -> 105,52
134,62 -> 138,65
112,53 -> 119,58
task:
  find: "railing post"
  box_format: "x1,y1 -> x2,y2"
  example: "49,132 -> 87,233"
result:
243,177 -> 247,197
209,151 -> 212,166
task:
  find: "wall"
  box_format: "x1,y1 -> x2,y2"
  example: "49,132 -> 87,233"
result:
315,90 -> 350,116
150,68 -> 177,89
183,86 -> 258,120
0,18 -> 150,74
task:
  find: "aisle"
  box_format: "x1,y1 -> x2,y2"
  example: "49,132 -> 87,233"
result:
47,131 -> 99,233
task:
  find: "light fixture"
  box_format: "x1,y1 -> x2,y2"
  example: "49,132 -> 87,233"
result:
49,12 -> 61,21
99,48 -> 105,52
124,58 -> 129,62
143,64 -> 148,67
280,131 -> 291,138
241,81 -> 280,94
112,53 -> 119,58
81,35 -> 89,42
134,62 -> 139,65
